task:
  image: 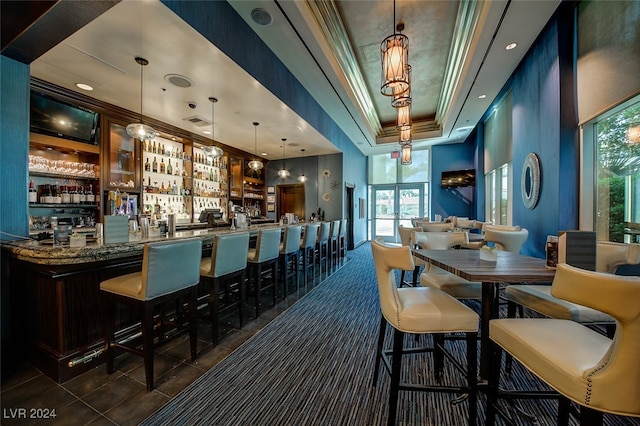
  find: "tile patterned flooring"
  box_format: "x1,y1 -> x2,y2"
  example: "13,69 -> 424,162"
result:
0,266 -> 328,425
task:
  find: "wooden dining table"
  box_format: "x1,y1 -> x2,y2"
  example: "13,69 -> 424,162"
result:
412,248 -> 556,379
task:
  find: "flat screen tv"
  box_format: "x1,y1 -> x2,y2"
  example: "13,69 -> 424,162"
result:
30,92 -> 99,145
441,169 -> 475,188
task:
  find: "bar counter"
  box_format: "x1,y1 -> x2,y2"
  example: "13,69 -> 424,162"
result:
1,223 -> 284,382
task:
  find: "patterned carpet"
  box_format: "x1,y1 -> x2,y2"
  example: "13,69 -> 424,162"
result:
142,243 -> 639,426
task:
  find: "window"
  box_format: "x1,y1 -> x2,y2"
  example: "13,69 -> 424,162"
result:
591,97 -> 640,242
485,163 -> 512,225
484,92 -> 513,225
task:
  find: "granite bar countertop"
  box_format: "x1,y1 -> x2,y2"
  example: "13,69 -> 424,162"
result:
2,223 -> 285,265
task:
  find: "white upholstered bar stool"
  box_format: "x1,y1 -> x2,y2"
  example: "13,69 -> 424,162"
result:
300,223 -> 319,287
315,222 -> 331,276
397,225 -> 423,287
504,241 -> 640,330
338,218 -> 347,260
200,232 -> 250,345
416,231 -> 482,300
486,263 -> 640,425
247,228 -> 282,316
279,225 -> 302,296
371,240 -> 479,426
100,238 -> 202,391
329,220 -> 341,270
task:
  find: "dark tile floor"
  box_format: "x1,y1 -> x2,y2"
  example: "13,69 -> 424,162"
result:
0,261 -> 341,425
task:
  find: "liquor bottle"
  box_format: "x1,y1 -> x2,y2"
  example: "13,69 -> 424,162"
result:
86,185 -> 95,204
152,156 -> 158,173
159,158 -> 166,174
78,185 -> 86,203
161,144 -> 166,156
174,163 -> 180,176
144,157 -> 151,172
71,185 -> 80,204
152,141 -> 157,154
28,179 -> 38,203
167,159 -> 173,175
61,185 -> 70,203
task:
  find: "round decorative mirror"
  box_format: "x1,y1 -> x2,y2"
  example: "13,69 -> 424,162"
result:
521,152 -> 540,209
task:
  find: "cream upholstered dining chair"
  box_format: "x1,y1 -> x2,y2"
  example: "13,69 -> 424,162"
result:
100,238 -> 202,391
486,263 -> 640,425
370,240 -> 478,426
416,231 -> 482,300
421,221 -> 454,232
397,225 -> 423,286
483,227 -> 529,253
505,241 -> 640,328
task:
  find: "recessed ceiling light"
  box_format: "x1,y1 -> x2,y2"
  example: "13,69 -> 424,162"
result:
478,94 -> 487,99
76,83 -> 93,91
261,152 -> 268,156
505,42 -> 517,51
202,130 -> 211,135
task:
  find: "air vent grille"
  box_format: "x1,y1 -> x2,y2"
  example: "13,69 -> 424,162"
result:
183,116 -> 211,127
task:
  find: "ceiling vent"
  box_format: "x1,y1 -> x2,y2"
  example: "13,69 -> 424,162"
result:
183,116 -> 211,127
164,74 -> 193,88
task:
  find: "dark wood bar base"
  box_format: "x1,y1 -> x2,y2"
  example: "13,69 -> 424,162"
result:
0,227 -> 273,383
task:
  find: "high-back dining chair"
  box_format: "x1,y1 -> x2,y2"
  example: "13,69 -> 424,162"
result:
487,263 -> 640,425
200,232 -> 250,345
280,225 -> 302,296
421,221 -> 454,232
370,240 -> 479,426
247,228 -> 282,316
505,241 -> 640,327
416,231 -> 482,300
397,225 -> 423,286
100,238 -> 202,391
483,227 -> 528,253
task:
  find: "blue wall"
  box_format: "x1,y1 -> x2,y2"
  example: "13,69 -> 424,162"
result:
0,56 -> 30,240
163,0 -> 368,246
431,139 -> 477,221
444,6 -> 577,258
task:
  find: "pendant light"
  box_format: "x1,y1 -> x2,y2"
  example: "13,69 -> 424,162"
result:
380,0 -> 409,97
248,122 -> 264,171
298,148 -> 308,182
399,126 -> 411,143
400,142 -> 412,165
391,64 -> 412,108
277,138 -> 290,178
126,57 -> 157,140
204,97 -> 223,159
396,103 -> 412,130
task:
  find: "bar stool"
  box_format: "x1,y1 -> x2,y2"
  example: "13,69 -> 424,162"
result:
100,238 -> 202,391
300,223 -> 319,287
397,225 -> 423,287
279,225 -> 302,296
339,218 -> 347,260
371,240 -> 479,426
487,263 -> 640,425
200,232 -> 250,345
247,228 -> 281,316
329,220 -> 340,270
316,222 -> 331,276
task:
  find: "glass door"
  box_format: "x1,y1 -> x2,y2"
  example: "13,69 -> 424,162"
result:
371,184 -> 424,243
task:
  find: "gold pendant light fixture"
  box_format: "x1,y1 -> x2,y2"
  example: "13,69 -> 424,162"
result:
380,16 -> 410,97
298,148 -> 308,182
380,1 -> 414,166
277,138 -> 290,178
248,121 -> 264,171
126,57 -> 157,140
204,97 -> 223,159
400,142 -> 412,165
